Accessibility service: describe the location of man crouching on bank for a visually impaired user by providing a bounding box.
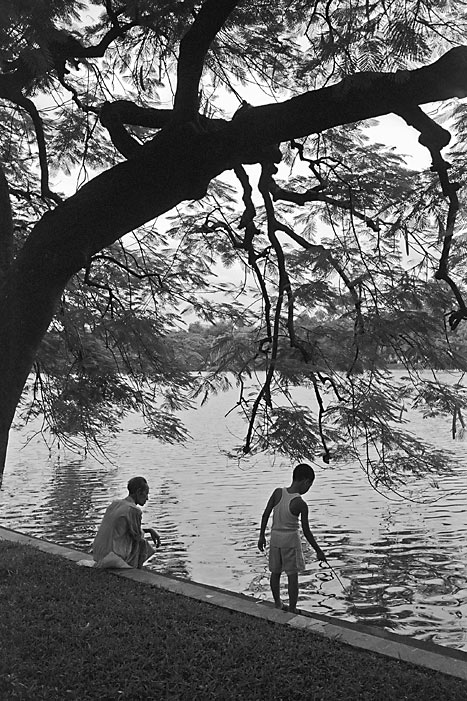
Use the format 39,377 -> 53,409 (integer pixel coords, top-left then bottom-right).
93,476 -> 161,569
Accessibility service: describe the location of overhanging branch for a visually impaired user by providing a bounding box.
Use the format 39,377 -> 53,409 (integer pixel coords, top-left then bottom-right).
14,96 -> 62,205
396,104 -> 465,330
100,101 -> 174,130
16,47 -> 467,284
99,100 -> 228,158
5,46 -> 467,398
173,0 -> 239,122
222,47 -> 467,157
397,104 -> 451,170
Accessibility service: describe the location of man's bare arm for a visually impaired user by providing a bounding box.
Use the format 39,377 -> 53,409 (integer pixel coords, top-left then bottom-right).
143,527 -> 161,547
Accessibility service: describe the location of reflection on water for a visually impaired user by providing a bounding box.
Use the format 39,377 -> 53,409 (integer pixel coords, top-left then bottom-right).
42,461 -> 106,549
1,374 -> 467,651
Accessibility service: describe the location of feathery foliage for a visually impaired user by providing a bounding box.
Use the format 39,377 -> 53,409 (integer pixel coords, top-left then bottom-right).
1,0 -> 467,483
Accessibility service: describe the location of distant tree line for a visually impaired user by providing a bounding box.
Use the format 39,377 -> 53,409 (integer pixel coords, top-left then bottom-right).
169,314 -> 467,374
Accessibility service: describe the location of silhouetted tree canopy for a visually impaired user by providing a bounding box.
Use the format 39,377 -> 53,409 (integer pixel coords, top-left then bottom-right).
2,0 -> 467,483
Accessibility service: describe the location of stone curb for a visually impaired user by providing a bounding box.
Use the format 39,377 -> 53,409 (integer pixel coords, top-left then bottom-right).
1,526 -> 467,681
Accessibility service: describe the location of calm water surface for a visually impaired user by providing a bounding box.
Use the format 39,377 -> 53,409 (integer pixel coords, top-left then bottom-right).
2,374 -> 467,651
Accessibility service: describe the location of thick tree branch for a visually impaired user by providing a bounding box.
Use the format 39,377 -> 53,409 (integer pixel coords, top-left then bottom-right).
104,47 -> 467,165
14,96 -> 62,204
397,104 -> 451,170
100,101 -> 174,130
99,100 -> 227,158
100,102 -> 143,158
9,47 -> 467,281
221,47 -> 467,156
99,100 -> 184,158
173,0 -> 239,122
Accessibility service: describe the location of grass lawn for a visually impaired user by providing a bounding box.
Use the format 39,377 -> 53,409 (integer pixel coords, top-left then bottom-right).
1,541 -> 466,700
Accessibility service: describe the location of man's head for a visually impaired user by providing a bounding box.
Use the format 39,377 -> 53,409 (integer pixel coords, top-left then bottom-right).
292,463 -> 315,494
127,476 -> 149,505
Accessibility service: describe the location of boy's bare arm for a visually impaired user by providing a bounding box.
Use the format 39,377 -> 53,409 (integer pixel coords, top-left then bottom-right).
300,502 -> 326,561
258,488 -> 281,551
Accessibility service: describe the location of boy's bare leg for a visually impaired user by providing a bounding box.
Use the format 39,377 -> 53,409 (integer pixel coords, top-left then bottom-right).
287,573 -> 299,613
270,572 -> 283,608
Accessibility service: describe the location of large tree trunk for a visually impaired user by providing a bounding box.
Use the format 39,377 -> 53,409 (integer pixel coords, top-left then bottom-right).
2,47 -> 467,474
0,122 -> 227,474
0,265 -> 64,475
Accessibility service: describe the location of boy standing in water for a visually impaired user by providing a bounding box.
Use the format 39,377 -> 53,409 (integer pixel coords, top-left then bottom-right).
258,463 -> 325,613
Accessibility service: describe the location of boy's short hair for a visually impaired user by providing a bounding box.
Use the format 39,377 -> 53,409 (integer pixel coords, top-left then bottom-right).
127,476 -> 148,495
293,463 -> 315,482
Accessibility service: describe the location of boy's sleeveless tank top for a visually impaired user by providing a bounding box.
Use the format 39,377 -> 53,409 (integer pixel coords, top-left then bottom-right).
270,488 -> 302,548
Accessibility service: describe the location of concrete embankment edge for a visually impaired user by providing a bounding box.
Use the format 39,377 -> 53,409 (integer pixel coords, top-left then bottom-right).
1,526 -> 466,681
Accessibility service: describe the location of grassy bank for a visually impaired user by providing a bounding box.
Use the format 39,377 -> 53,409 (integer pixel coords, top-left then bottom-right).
1,542 -> 466,700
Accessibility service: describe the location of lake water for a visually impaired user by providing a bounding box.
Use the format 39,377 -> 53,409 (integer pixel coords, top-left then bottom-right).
1,373 -> 467,651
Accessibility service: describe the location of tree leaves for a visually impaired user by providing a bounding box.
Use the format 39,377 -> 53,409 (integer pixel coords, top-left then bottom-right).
2,0 -> 467,485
